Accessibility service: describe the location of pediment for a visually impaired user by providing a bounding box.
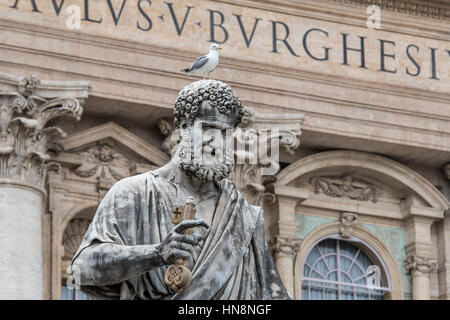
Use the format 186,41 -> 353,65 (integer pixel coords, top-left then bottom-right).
51,122 -> 170,199
60,122 -> 169,166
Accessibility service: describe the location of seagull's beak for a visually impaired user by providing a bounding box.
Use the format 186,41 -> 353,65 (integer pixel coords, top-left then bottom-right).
218,47 -> 223,51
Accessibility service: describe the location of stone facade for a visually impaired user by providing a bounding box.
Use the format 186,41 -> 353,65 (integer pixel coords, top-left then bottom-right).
0,0 -> 448,300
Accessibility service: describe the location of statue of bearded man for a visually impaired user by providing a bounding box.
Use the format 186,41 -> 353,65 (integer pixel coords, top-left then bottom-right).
71,80 -> 290,300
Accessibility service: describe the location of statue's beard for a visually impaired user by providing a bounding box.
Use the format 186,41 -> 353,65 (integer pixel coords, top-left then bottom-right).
178,139 -> 234,182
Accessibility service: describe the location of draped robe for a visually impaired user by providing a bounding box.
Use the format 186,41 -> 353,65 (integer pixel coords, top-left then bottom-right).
72,170 -> 290,300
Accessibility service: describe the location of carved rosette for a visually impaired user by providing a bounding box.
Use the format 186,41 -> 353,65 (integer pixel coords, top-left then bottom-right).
404,255 -> 437,277
340,212 -> 358,238
269,236 -> 302,258
0,76 -> 83,190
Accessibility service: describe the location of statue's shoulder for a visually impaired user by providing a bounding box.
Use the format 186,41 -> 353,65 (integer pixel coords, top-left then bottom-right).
107,171 -> 155,197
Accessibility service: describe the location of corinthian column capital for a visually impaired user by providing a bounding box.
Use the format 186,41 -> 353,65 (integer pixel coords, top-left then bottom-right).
269,236 -> 302,257
404,255 -> 437,277
0,73 -> 91,191
230,107 -> 305,205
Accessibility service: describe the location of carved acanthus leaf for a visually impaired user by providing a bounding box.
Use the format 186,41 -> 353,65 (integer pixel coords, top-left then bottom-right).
404,255 -> 437,276
310,175 -> 377,202
0,76 -> 84,189
269,236 -> 302,257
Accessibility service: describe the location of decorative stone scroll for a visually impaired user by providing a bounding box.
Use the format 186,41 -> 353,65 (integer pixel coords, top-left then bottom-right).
404,255 -> 437,276
309,174 -> 377,203
0,74 -> 86,190
340,212 -> 358,238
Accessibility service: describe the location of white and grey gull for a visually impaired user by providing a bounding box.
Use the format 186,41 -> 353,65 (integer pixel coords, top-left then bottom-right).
181,44 -> 222,79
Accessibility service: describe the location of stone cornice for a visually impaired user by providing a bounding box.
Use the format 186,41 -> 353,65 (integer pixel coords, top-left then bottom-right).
329,0 -> 450,21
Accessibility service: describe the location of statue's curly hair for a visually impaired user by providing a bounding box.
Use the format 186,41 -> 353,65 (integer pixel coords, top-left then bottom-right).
174,80 -> 244,128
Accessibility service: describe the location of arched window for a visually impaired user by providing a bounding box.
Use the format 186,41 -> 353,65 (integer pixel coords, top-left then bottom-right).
302,238 -> 390,300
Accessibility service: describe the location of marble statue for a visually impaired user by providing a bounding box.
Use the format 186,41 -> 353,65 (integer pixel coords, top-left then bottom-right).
71,80 -> 290,300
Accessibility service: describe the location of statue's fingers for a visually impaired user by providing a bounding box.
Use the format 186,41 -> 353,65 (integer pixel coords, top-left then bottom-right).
175,219 -> 209,233
171,249 -> 191,261
192,233 -> 204,242
173,242 -> 195,254
173,234 -> 203,245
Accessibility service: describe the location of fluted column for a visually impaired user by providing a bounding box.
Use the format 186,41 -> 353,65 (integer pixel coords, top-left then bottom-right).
0,74 -> 90,299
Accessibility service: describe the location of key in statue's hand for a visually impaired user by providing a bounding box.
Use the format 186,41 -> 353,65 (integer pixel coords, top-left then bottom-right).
157,219 -> 208,265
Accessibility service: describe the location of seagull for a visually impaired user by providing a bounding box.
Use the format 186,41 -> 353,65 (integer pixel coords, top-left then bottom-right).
181,44 -> 222,79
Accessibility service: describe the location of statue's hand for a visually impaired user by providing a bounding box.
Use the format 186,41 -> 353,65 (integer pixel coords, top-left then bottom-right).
157,219 -> 209,265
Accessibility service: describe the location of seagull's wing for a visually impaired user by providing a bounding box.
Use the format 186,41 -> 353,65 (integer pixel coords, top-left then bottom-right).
191,55 -> 209,69
182,55 -> 209,73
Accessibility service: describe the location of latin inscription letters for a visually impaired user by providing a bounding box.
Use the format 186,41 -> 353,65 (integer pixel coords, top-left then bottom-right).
342,33 -> 367,69
303,28 -> 330,61
137,0 -> 152,31
379,39 -> 397,74
107,0 -> 127,26
83,0 -> 103,24
406,44 -> 421,77
6,0 -> 449,82
208,9 -> 229,44
233,14 -> 261,48
271,20 -> 299,57
166,2 -> 194,37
